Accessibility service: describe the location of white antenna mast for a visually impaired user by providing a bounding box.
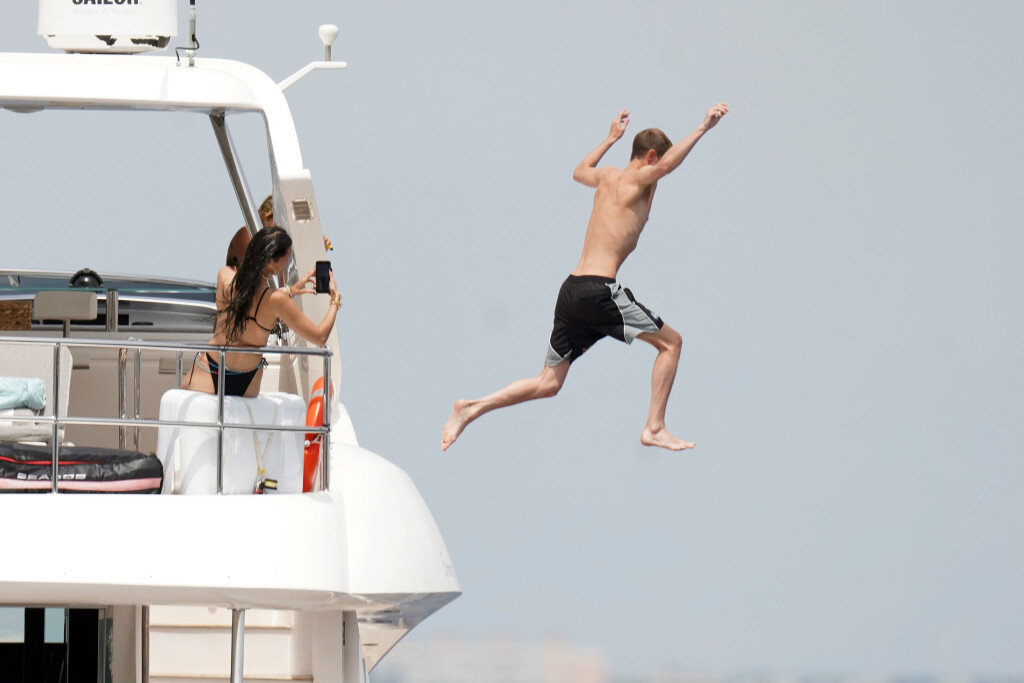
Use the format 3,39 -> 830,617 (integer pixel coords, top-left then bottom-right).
278,24 -> 347,92
175,0 -> 199,67
319,24 -> 339,61
187,0 -> 198,66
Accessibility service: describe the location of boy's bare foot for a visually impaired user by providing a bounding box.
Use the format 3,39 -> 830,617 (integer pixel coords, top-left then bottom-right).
641,426 -> 695,451
441,399 -> 474,451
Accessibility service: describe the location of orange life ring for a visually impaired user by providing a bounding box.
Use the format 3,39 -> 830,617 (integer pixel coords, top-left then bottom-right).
303,376 -> 333,492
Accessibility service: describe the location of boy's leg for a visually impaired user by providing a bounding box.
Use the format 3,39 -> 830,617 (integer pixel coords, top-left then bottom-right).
441,360 -> 571,451
636,324 -> 694,451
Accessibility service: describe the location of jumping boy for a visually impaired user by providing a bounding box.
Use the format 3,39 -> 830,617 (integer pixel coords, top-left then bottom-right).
442,103 -> 729,451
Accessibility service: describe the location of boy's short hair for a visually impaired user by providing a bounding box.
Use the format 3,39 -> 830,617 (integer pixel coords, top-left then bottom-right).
631,128 -> 672,160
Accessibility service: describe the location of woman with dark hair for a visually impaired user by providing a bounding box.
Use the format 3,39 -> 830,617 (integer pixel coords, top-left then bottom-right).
181,226 -> 340,398
221,196 -> 330,299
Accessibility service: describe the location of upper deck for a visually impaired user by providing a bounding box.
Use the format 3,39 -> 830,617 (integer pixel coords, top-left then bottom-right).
1,47 -> 344,394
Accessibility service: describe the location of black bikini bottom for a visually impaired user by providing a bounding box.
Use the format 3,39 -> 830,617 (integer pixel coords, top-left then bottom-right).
202,352 -> 267,396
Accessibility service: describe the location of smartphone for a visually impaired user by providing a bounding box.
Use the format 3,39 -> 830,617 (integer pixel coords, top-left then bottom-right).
315,261 -> 331,294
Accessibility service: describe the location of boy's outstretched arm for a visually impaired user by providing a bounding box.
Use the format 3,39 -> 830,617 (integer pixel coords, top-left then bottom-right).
635,103 -> 729,186
572,108 -> 630,187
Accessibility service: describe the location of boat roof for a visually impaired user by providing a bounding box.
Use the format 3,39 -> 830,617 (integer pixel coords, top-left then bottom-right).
0,52 -> 306,176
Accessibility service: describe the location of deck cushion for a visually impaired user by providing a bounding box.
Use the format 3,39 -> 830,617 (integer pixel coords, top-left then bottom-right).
156,389 -> 305,495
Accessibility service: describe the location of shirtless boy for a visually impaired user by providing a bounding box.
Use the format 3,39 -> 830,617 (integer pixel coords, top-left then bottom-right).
442,103 -> 729,451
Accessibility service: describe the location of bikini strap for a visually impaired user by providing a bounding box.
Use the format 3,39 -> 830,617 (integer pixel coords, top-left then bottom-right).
245,287 -> 277,333
251,287 -> 271,319
184,351 -> 200,387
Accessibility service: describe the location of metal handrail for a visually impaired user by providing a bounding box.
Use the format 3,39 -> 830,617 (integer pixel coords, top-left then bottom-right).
0,335 -> 333,494
0,336 -> 330,355
0,415 -> 330,433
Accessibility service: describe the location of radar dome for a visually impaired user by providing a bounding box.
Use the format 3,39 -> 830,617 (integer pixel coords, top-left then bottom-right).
38,0 -> 178,54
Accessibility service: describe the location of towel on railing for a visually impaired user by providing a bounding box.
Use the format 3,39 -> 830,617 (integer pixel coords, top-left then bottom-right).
0,377 -> 46,411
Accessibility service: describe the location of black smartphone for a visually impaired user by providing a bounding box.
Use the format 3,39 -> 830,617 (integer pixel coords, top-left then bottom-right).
315,261 -> 331,294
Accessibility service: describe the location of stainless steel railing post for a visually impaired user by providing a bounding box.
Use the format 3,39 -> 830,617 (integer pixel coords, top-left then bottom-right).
133,348 -> 142,449
51,342 -> 61,493
175,350 -> 183,387
105,289 -> 119,332
322,352 -> 331,492
217,348 -> 226,495
118,347 -> 127,449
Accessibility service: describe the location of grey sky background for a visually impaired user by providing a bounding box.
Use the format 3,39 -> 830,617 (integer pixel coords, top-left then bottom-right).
2,0 -> 1022,676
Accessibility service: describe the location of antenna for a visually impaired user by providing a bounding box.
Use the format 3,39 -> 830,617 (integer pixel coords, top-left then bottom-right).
277,23 -> 348,92
175,0 -> 200,67
319,24 -> 339,62
187,0 -> 198,66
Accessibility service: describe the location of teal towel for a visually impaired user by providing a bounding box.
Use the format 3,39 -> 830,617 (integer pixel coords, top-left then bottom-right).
0,377 -> 46,411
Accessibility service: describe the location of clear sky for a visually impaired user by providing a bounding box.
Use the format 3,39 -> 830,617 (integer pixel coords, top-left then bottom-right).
2,0 -> 1022,677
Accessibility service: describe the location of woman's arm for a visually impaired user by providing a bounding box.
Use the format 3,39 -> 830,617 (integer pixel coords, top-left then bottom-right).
272,271 -> 340,346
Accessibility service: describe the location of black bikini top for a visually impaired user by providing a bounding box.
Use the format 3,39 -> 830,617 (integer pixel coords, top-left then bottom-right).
247,288 -> 276,333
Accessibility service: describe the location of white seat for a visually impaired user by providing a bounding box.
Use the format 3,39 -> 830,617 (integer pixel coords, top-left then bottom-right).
156,389 -> 306,495
33,290 -> 98,337
32,290 -> 98,322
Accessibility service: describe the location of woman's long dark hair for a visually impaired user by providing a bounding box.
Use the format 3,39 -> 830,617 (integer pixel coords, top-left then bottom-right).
222,226 -> 292,343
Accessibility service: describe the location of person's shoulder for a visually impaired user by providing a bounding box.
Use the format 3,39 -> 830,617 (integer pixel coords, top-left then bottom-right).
216,265 -> 236,283
596,166 -> 624,185
614,165 -> 645,187
266,288 -> 293,307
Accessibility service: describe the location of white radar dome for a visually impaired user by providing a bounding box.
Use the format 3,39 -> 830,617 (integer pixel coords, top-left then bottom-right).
38,0 -> 178,54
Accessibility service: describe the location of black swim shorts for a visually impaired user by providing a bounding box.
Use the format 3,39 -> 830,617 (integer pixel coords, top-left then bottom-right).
544,274 -> 664,366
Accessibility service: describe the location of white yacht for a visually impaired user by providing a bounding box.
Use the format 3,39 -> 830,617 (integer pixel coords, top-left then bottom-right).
0,1 -> 460,681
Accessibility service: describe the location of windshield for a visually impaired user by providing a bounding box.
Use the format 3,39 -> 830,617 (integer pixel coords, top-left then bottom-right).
0,108 -> 273,284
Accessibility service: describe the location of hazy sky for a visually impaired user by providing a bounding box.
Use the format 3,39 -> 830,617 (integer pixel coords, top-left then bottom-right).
2,0 -> 1022,677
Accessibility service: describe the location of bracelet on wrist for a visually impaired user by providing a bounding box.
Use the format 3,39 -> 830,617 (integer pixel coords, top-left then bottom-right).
283,285 -> 292,297
330,294 -> 342,307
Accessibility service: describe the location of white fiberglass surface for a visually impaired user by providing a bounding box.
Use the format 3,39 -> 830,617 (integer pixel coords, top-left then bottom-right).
0,107 -> 273,284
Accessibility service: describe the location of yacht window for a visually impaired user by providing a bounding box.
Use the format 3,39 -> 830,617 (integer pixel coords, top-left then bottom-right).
0,608 -> 24,643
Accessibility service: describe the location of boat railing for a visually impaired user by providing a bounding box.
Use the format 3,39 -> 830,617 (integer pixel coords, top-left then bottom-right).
0,335 -> 332,494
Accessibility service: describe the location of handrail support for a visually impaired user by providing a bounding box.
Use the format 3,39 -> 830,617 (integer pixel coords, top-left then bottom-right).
217,348 -> 226,494
50,342 -> 61,493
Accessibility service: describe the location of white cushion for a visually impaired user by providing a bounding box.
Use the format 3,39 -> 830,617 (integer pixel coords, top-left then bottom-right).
156,389 -> 306,495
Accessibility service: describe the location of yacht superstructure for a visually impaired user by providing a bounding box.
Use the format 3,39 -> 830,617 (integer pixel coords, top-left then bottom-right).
0,3 -> 459,681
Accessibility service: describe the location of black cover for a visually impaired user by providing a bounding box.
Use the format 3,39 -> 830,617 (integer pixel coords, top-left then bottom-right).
0,442 -> 163,493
